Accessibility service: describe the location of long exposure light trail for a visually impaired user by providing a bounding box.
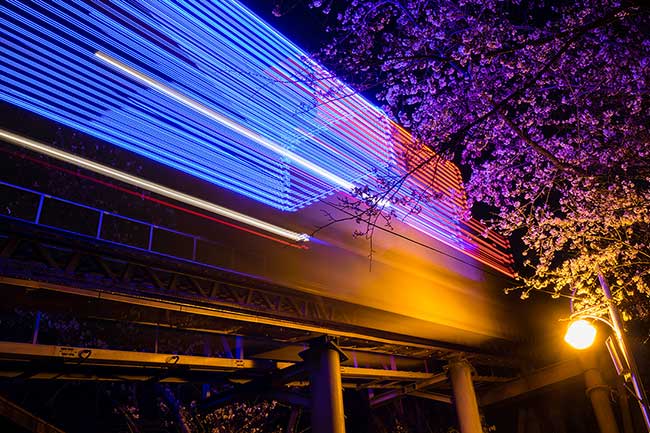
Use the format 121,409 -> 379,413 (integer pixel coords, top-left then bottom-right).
95,51 -> 355,192
0,147 -> 308,249
0,129 -> 310,243
0,0 -> 514,274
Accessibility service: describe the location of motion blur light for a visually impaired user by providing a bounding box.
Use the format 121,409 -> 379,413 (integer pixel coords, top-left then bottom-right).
0,129 -> 310,243
0,0 -> 515,275
94,52 -> 356,192
564,319 -> 597,350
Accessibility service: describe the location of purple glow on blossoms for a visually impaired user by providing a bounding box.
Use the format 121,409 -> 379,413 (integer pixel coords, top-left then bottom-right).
313,0 -> 650,307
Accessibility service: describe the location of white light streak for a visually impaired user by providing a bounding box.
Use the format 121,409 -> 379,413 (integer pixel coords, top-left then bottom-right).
0,128 -> 310,242
95,51 -> 355,191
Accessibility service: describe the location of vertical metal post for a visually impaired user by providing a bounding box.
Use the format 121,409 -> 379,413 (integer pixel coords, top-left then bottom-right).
34,195 -> 45,224
154,323 -> 159,354
220,336 -> 234,359
448,358 -> 482,433
235,336 -> 244,360
96,211 -> 104,239
300,336 -> 347,433
148,225 -> 154,251
202,337 -> 211,400
287,407 -> 302,433
31,311 -> 41,344
598,272 -> 650,432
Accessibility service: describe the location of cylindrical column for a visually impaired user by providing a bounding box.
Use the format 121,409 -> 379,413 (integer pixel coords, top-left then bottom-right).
585,367 -> 620,433
448,358 -> 482,433
300,336 -> 347,433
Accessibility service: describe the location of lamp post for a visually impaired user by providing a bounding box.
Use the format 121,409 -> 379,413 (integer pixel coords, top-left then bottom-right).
565,272 -> 650,432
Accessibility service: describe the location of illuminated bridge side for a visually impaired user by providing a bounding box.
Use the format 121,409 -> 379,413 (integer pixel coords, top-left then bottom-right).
0,0 -> 513,274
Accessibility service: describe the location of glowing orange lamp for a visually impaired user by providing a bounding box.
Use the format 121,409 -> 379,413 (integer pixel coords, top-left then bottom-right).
564,319 -> 597,350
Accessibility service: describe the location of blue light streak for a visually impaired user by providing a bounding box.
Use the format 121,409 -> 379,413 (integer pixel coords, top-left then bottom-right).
0,0 -> 514,273
1,0 -> 391,209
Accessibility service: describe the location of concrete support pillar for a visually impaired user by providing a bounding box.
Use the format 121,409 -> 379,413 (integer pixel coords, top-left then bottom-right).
300,336 -> 348,433
585,367 -> 620,433
448,358 -> 482,433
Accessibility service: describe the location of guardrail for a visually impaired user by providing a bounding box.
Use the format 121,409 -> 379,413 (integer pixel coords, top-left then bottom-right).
0,180 -> 233,268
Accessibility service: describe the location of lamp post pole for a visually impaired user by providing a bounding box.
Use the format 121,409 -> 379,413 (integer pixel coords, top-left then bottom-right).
597,272 -> 650,432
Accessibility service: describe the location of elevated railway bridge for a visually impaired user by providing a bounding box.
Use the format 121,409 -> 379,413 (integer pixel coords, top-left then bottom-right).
0,1 -> 612,432
0,179 -> 583,431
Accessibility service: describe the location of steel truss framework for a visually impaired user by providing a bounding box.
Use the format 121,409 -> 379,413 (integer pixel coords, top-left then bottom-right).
0,341 -> 438,391
0,223 -> 342,326
0,176 -> 501,347
0,341 -> 584,409
0,217 -> 592,415
0,216 -> 520,361
0,176 -> 523,414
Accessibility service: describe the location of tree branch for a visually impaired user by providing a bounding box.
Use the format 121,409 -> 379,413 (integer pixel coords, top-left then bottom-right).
495,108 -> 587,176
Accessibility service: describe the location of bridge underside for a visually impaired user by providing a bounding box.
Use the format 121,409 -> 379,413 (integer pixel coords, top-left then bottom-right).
0,164 -> 595,433
0,217 -> 519,368
0,216 -> 536,409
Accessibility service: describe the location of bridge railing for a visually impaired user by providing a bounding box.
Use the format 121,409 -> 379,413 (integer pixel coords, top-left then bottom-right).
0,180 -> 246,271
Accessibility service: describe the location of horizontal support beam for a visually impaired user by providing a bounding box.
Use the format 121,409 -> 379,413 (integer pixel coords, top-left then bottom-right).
479,359 -> 584,406
265,391 -> 311,408
0,276 -> 454,353
0,394 -> 66,433
287,381 -> 407,389
369,373 -> 448,407
410,391 -> 453,404
0,342 -> 438,385
0,372 -> 193,382
340,366 -> 435,381
0,341 -> 273,371
0,225 -> 521,368
369,389 -> 405,408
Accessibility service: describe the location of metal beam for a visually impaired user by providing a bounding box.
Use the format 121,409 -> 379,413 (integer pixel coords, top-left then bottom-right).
479,359 -> 584,406
0,394 -> 66,433
0,342 -> 440,385
0,220 -> 525,370
265,391 -> 310,408
410,391 -> 453,404
369,373 -> 448,407
0,341 -> 272,371
0,276 -> 454,354
199,362 -> 309,410
340,366 -> 435,381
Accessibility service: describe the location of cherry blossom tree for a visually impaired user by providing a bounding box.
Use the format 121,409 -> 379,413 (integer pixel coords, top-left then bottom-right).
295,0 -> 650,320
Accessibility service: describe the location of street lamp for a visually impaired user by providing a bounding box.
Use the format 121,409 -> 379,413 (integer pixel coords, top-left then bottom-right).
565,272 -> 650,432
564,319 -> 598,350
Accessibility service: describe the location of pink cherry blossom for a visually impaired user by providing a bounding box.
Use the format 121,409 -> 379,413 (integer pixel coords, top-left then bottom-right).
306,0 -> 650,320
